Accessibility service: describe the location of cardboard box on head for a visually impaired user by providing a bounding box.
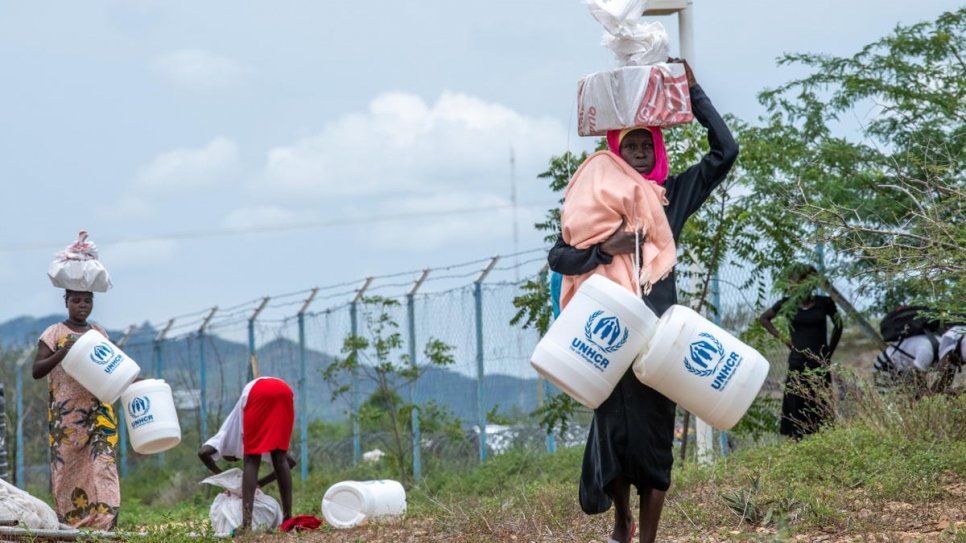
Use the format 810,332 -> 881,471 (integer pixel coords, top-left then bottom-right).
577,0 -> 694,135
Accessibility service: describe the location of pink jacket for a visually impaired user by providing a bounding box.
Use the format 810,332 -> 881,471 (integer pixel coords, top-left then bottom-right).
560,151 -> 676,309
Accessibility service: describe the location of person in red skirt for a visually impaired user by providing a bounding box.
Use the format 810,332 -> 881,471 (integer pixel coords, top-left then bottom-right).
198,376 -> 295,530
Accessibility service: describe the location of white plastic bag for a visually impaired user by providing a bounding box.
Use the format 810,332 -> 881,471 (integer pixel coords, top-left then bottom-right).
578,64 -> 692,135
579,1 -> 692,133
201,468 -> 283,536
47,231 -> 113,293
0,478 -> 61,530
586,0 -> 669,66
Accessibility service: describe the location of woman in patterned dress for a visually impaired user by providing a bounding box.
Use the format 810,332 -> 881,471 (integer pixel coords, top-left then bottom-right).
33,290 -> 120,530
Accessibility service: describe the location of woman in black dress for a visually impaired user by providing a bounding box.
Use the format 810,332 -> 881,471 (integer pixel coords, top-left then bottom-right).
548,60 -> 737,543
759,265 -> 843,439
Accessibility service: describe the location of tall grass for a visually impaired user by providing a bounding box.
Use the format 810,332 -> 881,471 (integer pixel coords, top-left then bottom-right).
99,384 -> 966,541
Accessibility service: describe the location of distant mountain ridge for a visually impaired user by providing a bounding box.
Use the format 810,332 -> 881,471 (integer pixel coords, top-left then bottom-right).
0,315 -> 64,347
0,315 -> 540,423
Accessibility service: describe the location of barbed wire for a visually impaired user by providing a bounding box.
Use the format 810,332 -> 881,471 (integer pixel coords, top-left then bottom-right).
120,247 -> 548,335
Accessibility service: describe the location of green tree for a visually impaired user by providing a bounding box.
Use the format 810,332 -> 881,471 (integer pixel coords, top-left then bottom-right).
322,296 -> 456,484
752,8 -> 965,317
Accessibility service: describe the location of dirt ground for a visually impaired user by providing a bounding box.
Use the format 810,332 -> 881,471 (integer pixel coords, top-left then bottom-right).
240,480 -> 966,542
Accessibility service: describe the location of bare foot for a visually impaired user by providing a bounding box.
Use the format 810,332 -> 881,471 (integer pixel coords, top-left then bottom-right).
610,516 -> 635,543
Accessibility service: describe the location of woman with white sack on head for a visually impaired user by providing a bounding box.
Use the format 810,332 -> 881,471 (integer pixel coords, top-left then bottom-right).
549,24 -> 739,539
32,231 -> 121,530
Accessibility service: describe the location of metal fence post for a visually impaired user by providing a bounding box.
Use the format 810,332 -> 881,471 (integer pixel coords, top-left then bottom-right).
350,278 -> 373,466
197,308 -> 217,448
0,384 -> 8,482
406,270 -> 430,482
538,266 -> 557,454
114,326 -> 136,478
13,348 -> 33,489
153,320 -> 174,469
247,298 -> 270,381
711,272 -> 729,456
14,349 -> 32,488
474,257 -> 499,463
297,289 -> 318,482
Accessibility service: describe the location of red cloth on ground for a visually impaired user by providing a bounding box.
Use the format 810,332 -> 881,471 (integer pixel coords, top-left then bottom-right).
280,515 -> 323,532
242,377 -> 294,454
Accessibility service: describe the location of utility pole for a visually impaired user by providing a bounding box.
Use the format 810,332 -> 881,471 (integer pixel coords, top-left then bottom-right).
510,147 -> 519,281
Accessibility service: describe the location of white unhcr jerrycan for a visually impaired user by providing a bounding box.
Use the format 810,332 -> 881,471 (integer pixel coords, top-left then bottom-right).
61,330 -> 141,405
321,480 -> 406,529
531,274 -> 659,409
633,305 -> 770,430
121,379 -> 182,454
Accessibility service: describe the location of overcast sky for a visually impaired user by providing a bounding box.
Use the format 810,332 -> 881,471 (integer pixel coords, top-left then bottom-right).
0,1 -> 954,330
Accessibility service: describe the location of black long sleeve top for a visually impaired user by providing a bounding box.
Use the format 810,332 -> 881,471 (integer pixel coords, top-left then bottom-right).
548,84 -> 738,316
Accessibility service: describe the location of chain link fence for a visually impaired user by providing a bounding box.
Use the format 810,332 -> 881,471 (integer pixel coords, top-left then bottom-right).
4,250 -> 870,490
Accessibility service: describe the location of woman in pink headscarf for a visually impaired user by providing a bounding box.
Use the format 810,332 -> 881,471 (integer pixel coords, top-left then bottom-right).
549,59 -> 738,543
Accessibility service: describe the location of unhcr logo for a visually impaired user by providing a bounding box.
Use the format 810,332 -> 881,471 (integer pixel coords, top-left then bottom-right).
683,332 -> 724,378
89,343 -> 115,366
568,310 -> 630,372
711,351 -> 744,391
128,396 -> 151,418
584,311 -> 629,353
128,396 -> 156,429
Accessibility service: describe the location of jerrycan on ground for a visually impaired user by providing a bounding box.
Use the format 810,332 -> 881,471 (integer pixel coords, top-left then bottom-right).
61,329 -> 141,405
633,305 -> 770,430
530,274 -> 658,409
321,480 -> 406,529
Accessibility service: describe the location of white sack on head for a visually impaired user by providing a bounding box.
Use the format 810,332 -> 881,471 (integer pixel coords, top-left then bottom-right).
47,230 -> 113,293
586,0 -> 669,66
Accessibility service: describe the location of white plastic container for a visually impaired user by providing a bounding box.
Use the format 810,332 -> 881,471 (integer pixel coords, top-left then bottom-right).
531,274 -> 659,409
321,480 -> 406,529
121,379 -> 182,454
61,330 -> 141,405
633,305 -> 770,430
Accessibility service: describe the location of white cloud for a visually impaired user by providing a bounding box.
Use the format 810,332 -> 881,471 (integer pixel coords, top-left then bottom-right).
221,206 -> 317,231
151,49 -> 251,91
259,91 -> 568,200
134,137 -> 239,194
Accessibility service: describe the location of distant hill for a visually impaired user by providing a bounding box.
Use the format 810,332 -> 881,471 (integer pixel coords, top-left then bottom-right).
0,315 -> 63,347
0,315 -> 539,424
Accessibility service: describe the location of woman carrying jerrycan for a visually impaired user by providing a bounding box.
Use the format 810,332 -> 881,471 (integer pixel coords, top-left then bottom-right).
33,232 -> 120,530
549,58 -> 738,542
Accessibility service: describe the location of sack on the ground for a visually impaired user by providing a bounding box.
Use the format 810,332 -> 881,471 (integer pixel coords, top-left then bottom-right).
0,478 -> 60,529
47,230 -> 113,293
201,468 -> 283,536
880,305 -> 940,342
